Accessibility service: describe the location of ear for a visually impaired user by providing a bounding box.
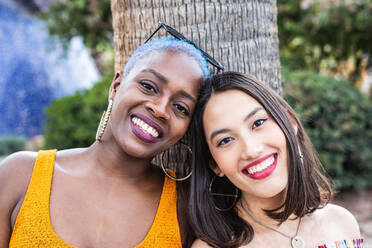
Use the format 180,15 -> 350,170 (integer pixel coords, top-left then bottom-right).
209,159 -> 224,177
287,110 -> 298,135
109,72 -> 122,100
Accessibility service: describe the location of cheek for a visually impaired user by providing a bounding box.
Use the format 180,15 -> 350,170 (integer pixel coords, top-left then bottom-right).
265,124 -> 288,150
170,119 -> 191,140
110,103 -> 124,127
209,148 -> 236,175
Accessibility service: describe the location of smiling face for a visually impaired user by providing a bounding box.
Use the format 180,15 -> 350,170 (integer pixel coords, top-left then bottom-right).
203,89 -> 290,201
108,49 -> 204,158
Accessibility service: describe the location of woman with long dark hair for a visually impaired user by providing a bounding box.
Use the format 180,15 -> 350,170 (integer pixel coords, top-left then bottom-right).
189,72 -> 363,248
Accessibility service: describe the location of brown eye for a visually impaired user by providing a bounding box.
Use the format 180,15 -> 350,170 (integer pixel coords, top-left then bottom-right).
173,103 -> 190,116
217,137 -> 233,147
252,118 -> 267,129
139,81 -> 157,93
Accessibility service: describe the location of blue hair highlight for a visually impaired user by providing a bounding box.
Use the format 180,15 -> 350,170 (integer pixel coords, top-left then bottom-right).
123,37 -> 210,79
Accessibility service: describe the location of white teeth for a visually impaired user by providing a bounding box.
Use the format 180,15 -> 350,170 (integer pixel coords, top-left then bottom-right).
131,117 -> 159,138
246,155 -> 275,174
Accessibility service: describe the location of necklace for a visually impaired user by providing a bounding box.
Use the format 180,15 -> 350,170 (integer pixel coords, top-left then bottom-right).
240,199 -> 305,248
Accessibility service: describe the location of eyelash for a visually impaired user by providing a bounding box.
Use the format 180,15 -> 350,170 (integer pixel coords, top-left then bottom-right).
217,137 -> 233,147
173,104 -> 190,116
139,81 -> 157,93
139,81 -> 190,116
216,118 -> 268,147
253,118 -> 268,128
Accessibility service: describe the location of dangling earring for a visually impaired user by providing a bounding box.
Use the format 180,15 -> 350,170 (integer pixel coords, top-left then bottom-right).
209,174 -> 239,211
161,142 -> 192,181
96,99 -> 113,142
298,146 -> 304,164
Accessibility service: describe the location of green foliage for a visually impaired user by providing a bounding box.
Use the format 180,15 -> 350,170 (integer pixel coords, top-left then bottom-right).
0,136 -> 26,156
278,0 -> 372,81
43,75 -> 112,149
282,67 -> 372,190
38,0 -> 112,54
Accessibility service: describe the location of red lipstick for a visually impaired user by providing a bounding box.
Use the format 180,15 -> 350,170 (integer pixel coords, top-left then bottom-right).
242,153 -> 278,180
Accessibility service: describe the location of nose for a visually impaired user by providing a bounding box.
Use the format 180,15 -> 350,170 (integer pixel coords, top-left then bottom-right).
145,98 -> 170,121
240,135 -> 264,161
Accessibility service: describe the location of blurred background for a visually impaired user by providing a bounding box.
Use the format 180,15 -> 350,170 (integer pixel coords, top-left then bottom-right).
0,0 -> 371,245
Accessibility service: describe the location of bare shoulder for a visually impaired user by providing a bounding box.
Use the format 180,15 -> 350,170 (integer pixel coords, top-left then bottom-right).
0,151 -> 38,188
0,151 -> 38,245
316,203 -> 361,237
191,239 -> 214,248
0,151 -> 38,201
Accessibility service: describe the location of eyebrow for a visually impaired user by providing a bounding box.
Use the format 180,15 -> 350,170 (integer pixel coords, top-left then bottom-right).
209,107 -> 264,141
141,69 -> 196,103
179,90 -> 197,103
141,69 -> 168,85
244,107 -> 263,122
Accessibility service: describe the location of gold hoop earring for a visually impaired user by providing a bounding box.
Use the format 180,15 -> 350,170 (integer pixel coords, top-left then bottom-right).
209,174 -> 239,211
160,142 -> 192,181
96,99 -> 113,142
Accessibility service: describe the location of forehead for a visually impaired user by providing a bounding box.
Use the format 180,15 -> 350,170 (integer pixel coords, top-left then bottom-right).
128,49 -> 203,79
203,89 -> 262,128
125,49 -> 203,90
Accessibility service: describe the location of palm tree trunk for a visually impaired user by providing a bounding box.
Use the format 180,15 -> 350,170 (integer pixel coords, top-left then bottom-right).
111,0 -> 281,94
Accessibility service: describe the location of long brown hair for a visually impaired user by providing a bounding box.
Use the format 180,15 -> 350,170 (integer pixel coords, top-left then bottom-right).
188,72 -> 333,247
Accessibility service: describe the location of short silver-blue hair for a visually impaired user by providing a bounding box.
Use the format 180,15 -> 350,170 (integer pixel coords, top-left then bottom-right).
123,37 -> 210,79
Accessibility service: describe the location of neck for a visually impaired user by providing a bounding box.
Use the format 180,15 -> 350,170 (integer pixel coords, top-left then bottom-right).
238,191 -> 286,226
238,192 -> 302,239
85,134 -> 156,182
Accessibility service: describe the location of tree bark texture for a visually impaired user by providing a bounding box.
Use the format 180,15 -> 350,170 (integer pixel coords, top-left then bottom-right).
111,0 -> 281,93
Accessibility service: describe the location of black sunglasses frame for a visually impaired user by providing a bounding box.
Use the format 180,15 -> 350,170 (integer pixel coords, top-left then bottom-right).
144,22 -> 224,72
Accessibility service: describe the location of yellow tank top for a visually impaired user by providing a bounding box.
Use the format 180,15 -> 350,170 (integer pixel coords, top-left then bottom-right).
9,150 -> 182,247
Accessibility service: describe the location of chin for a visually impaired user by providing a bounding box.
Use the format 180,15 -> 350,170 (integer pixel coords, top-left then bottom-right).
262,190 -> 286,199
118,141 -> 160,159
254,181 -> 288,199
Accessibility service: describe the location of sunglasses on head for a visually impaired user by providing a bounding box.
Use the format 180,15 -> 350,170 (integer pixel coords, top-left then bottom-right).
145,22 -> 224,72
